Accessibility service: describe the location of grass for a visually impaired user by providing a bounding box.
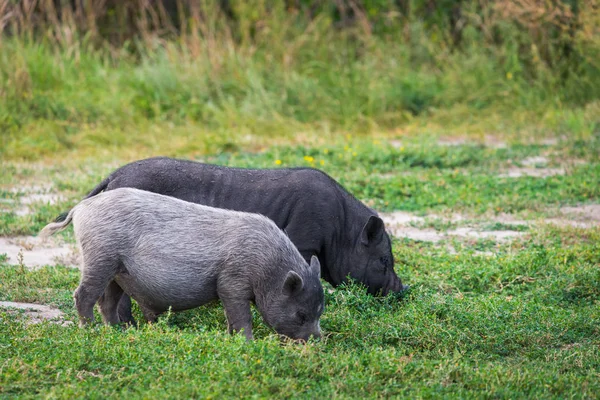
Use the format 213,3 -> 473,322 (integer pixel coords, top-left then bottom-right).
1,228 -> 599,397
2,135 -> 599,236
1,136 -> 600,398
1,5 -> 599,163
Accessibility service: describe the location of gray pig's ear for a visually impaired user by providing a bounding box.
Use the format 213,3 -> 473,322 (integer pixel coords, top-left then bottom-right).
283,271 -> 304,296
361,216 -> 385,246
310,255 -> 321,279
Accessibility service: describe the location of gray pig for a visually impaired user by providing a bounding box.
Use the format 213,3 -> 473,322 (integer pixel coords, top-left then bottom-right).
40,188 -> 324,341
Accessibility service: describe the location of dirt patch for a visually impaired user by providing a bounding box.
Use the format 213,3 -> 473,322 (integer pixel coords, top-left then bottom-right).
381,211 -> 526,243
543,204 -> 600,228
540,137 -> 561,146
499,155 -> 564,178
8,185 -> 65,216
380,212 -> 443,242
380,211 -> 424,225
436,135 -> 565,150
20,192 -> 64,206
495,206 -> 599,229
497,155 -> 588,178
543,218 -> 595,229
560,204 -> 600,223
382,205 -> 599,243
498,167 -> 565,178
0,199 -> 15,214
437,135 -> 509,149
437,137 -> 470,147
483,135 -> 508,149
521,156 -> 549,167
386,225 -> 524,243
390,227 -> 445,242
0,236 -> 79,268
490,213 -> 530,226
0,301 -> 72,326
447,227 -> 524,240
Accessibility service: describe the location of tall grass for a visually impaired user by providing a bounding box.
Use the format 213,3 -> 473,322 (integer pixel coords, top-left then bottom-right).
1,1 -> 599,161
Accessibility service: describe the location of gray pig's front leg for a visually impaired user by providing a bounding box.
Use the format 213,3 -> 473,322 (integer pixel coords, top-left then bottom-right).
221,298 -> 253,340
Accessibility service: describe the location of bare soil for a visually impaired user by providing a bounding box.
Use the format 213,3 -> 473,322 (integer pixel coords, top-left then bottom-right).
0,301 -> 72,326
381,204 -> 599,243
0,236 -> 79,268
9,185 -> 65,216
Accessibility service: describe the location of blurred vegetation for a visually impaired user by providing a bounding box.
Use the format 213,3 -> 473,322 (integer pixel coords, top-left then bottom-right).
0,0 -> 599,161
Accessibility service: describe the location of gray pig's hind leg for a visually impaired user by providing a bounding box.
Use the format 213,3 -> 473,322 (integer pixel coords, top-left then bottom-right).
74,259 -> 119,327
98,280 -> 124,325
117,294 -> 137,326
221,297 -> 254,340
74,280 -> 113,327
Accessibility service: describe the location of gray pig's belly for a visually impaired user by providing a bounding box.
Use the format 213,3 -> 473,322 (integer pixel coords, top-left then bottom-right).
114,272 -> 219,313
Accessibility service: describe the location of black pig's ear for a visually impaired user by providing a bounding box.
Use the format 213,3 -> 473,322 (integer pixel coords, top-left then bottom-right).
283,271 -> 304,296
360,216 -> 385,246
310,255 -> 321,279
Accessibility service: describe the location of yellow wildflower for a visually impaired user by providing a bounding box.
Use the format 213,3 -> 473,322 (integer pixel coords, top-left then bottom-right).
506,72 -> 513,80
304,155 -> 314,163
275,159 -> 282,165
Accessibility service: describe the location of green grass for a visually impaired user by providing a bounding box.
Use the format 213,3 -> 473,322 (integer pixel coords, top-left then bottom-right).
1,135 -> 599,398
1,11 -> 599,163
1,227 -> 599,398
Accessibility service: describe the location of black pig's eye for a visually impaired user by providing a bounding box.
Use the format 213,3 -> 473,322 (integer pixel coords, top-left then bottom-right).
297,312 -> 307,324
379,256 -> 390,270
